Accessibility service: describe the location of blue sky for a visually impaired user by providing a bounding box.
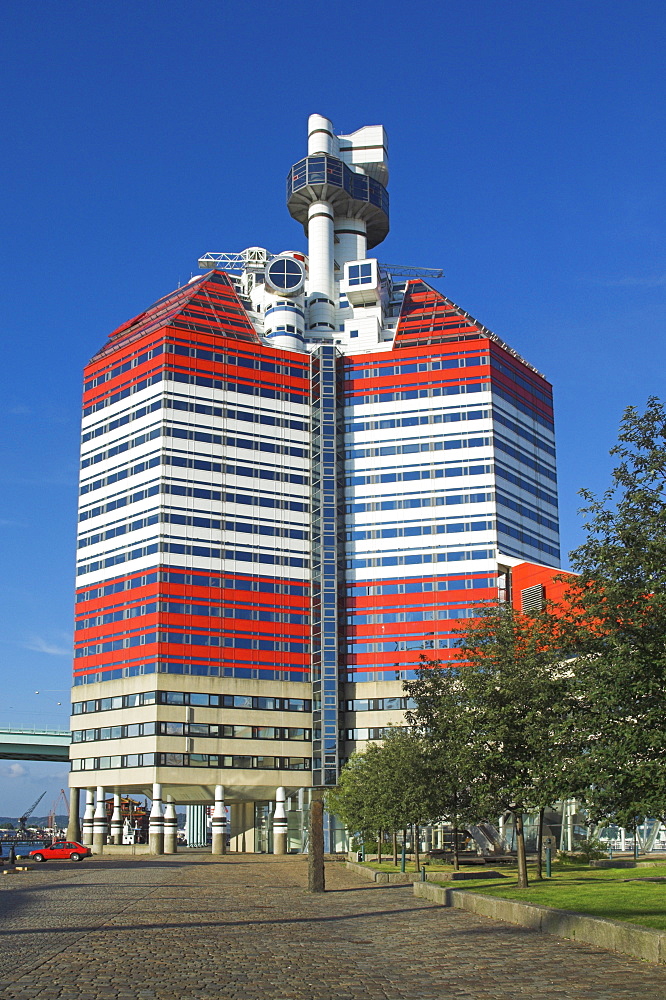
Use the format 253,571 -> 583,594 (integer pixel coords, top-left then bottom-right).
1,1 -> 664,816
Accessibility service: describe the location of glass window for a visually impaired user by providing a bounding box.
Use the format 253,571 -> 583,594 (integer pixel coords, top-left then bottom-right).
189,693 -> 209,706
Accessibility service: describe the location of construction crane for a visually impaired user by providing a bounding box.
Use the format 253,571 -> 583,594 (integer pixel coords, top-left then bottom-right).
198,251 -> 444,282
17,791 -> 46,832
47,789 -> 69,832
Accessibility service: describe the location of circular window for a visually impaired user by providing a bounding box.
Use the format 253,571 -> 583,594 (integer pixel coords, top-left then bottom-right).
265,256 -> 305,296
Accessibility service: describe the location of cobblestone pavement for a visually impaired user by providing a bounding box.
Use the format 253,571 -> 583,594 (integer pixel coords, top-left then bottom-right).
1,854 -> 665,999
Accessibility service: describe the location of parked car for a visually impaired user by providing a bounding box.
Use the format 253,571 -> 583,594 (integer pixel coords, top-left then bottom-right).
28,842 -> 91,862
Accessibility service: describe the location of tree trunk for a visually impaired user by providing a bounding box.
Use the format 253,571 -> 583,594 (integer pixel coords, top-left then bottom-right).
377,829 -> 382,864
414,823 -> 420,873
515,810 -> 529,888
452,791 -> 460,871
392,831 -> 398,867
535,807 -> 545,880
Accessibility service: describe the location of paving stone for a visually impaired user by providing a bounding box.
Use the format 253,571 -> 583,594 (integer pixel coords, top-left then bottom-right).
0,854 -> 665,998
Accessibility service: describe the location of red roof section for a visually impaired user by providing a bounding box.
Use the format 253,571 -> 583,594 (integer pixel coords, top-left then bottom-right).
90,270 -> 260,362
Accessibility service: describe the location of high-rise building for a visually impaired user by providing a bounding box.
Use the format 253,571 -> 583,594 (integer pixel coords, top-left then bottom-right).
69,115 -> 560,853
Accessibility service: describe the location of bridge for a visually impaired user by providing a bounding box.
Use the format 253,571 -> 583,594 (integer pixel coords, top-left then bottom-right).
0,728 -> 71,763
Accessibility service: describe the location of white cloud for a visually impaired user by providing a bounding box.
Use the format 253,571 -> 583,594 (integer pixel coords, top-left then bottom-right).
0,763 -> 28,779
23,635 -> 71,656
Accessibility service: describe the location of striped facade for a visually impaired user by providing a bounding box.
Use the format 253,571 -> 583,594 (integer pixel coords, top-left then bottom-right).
69,115 -> 561,852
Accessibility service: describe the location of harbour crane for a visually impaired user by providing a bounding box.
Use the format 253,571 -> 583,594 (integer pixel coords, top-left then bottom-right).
17,791 -> 46,832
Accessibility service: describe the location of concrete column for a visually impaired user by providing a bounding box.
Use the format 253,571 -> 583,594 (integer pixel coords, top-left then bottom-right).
66,786 -> 81,843
273,786 -> 287,855
307,201 -> 335,333
82,788 -> 95,845
163,796 -> 177,854
229,801 -> 254,853
149,782 -> 164,855
211,785 -> 227,855
92,786 -> 107,854
110,793 -> 123,844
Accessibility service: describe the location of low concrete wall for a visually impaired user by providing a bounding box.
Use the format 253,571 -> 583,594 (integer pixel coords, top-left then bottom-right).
345,861 -> 446,884
413,881 -> 666,965
95,844 -> 152,856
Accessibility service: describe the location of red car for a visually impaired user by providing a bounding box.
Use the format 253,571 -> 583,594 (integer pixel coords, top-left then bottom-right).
28,841 -> 91,862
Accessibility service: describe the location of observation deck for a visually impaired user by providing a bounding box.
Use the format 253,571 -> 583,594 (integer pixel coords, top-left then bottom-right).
287,154 -> 389,249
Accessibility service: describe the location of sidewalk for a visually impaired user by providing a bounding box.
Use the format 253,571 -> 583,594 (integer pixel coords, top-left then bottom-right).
1,854 -> 664,999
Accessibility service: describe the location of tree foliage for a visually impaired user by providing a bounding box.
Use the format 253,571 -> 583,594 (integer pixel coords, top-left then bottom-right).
326,728 -> 436,841
565,397 -> 666,823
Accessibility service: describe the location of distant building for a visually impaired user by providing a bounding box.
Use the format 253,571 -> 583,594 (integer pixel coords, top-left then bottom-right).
69,115 -> 560,853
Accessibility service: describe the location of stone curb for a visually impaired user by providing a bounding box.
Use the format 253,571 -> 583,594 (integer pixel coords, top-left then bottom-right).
345,860 -> 444,884
412,881 -> 666,965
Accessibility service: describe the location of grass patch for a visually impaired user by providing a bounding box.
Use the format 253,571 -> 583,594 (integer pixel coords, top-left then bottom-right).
427,862 -> 666,930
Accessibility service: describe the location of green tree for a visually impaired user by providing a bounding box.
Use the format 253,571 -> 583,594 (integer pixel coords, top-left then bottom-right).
327,728 -> 439,866
566,397 -> 666,825
404,656 -> 475,870
455,602 -> 576,887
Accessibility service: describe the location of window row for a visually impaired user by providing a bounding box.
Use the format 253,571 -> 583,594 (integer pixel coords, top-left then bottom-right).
79,453 -> 160,495
345,408 -> 488,433
72,723 -> 311,742
72,691 -> 312,715
76,604 -> 309,630
344,697 -> 415,712
348,464 -> 492,486
82,398 -> 162,443
165,342 -> 307,378
346,356 -> 488,380
75,633 -> 309,657
73,665 -> 310,686
349,549 -> 494,569
347,437 -> 489,459
71,753 -> 311,771
77,541 -> 310,578
166,369 -> 306,404
79,483 -> 160,522
347,382 -> 489,406
85,346 -> 164,390
350,491 -> 492,513
493,384 -> 553,431
166,425 -> 308,458
166,395 -> 308,431
349,606 -> 479,625
496,492 -> 559,534
494,436 -> 557,483
495,464 -> 558,508
84,372 -> 164,416
164,453 -> 308,485
348,635 -> 464,654
81,426 -> 161,469
76,571 -> 307,604
78,511 -> 308,550
349,577 -> 497,597
493,409 -> 556,458
350,521 -> 492,541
